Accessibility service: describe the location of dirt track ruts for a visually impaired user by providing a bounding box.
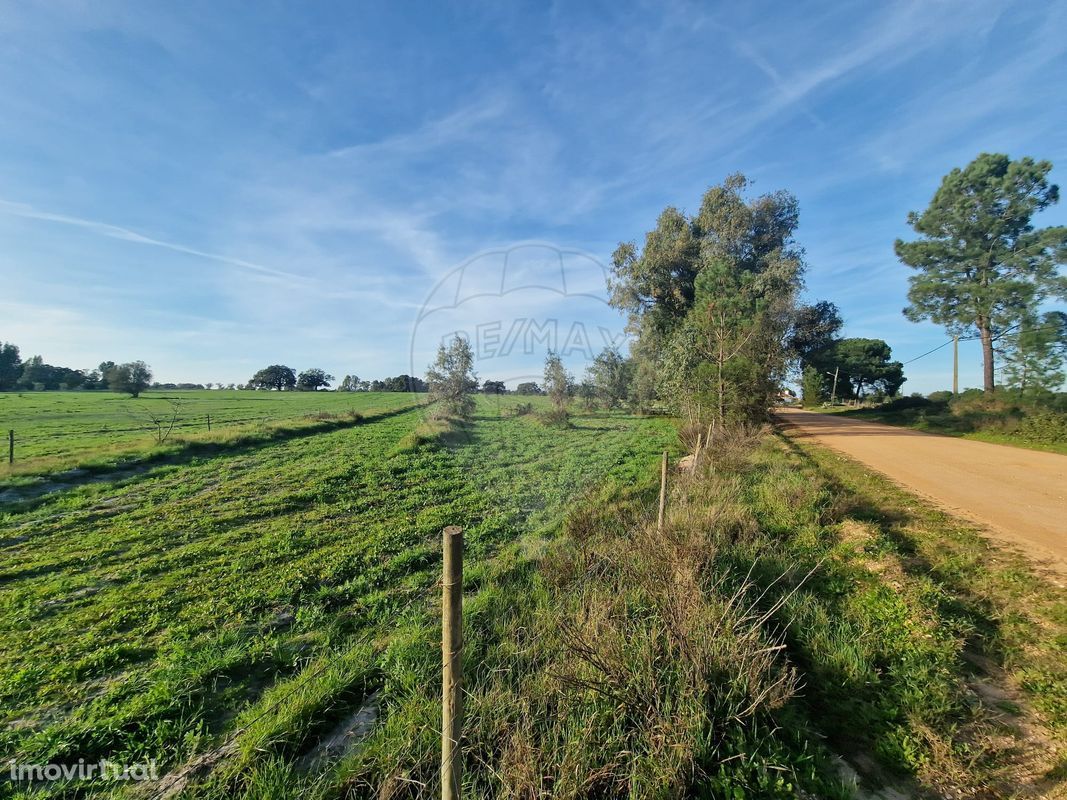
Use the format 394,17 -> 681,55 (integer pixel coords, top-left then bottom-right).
775,407 -> 1067,576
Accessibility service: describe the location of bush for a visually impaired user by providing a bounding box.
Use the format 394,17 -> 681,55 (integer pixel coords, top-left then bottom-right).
535,407 -> 571,428
880,396 -> 942,412
1016,408 -> 1067,444
510,402 -> 534,417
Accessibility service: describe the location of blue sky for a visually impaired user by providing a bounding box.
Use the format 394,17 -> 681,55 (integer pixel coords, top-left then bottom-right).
1,0 -> 1065,392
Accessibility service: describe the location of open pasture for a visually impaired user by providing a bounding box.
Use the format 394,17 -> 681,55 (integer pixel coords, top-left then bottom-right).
0,396 -> 676,797
0,390 -> 418,475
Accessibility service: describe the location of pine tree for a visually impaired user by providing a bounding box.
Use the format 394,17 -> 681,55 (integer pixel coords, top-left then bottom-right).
896,153 -> 1067,392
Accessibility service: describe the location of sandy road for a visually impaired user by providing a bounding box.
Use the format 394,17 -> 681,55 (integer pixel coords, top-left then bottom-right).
774,407 -> 1067,575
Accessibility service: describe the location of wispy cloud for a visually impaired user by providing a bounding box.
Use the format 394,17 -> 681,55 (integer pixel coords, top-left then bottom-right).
0,198 -> 311,286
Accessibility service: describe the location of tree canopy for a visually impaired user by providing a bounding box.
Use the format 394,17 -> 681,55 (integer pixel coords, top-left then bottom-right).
610,174 -> 804,427
426,336 -> 477,419
296,368 -> 335,391
248,365 -> 297,391
896,153 -> 1067,392
107,361 -> 153,397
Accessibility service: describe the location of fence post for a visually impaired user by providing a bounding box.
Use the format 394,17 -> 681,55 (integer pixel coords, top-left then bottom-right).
7,430 -> 12,465
206,414 -> 211,431
441,526 -> 464,800
657,450 -> 668,532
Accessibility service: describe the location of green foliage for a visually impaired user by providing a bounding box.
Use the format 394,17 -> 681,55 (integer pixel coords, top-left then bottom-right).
337,374 -> 363,392
0,341 -> 22,390
248,365 -> 297,391
295,368 -> 335,391
515,381 -> 541,395
611,174 -> 804,427
425,336 -> 476,420
813,338 -> 906,399
585,346 -> 631,409
896,153 -> 1067,391
1001,311 -> 1067,392
800,366 -> 826,406
840,388 -> 1067,452
542,350 -> 571,414
788,301 -> 843,363
105,360 -> 153,397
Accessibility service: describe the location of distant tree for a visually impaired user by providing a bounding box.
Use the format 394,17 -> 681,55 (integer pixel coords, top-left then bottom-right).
543,350 -> 571,413
0,342 -> 22,391
516,381 -> 541,395
248,365 -> 297,391
107,361 -> 153,397
481,380 -> 506,394
587,347 -> 631,409
426,336 -> 477,419
16,355 -> 46,390
823,338 -> 904,399
896,153 -> 1067,392
800,366 -> 826,407
296,368 -> 335,391
339,375 -> 361,391
788,301 -> 843,365
577,379 -> 598,411
1001,311 -> 1067,392
81,369 -> 103,390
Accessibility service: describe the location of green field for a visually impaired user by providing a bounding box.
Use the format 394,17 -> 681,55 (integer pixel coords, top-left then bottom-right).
2,392 -> 1063,798
0,390 -> 427,470
0,395 -> 677,798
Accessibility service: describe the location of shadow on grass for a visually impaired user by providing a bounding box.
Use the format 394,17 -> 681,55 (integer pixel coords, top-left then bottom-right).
0,403 -> 426,511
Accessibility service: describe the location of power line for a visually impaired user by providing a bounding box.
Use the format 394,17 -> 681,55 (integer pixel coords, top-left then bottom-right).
900,339 -> 953,365
901,321 -> 1065,365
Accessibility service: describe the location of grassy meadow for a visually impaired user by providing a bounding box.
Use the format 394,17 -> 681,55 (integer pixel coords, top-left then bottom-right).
1,391 -> 1063,798
0,390 -> 425,475
0,394 -> 678,798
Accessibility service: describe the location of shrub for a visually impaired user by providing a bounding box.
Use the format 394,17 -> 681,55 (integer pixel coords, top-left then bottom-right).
535,407 -> 571,428
1016,408 -> 1067,444
880,395 -> 940,412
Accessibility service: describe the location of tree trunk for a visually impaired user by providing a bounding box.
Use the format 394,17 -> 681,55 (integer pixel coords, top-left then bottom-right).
978,319 -> 995,392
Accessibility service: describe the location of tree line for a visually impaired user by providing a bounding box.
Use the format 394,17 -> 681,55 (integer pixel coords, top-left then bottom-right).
5,154 -> 1060,409
0,347 -> 154,396
426,153 -> 1065,429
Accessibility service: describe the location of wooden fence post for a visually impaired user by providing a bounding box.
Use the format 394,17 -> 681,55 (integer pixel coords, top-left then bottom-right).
7,430 -> 12,465
657,451 -> 668,532
441,526 -> 464,800
206,414 -> 211,431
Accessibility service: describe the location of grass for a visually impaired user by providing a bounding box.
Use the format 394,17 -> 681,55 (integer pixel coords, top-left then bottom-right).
2,391 -> 1063,798
0,396 -> 677,798
0,389 -> 420,475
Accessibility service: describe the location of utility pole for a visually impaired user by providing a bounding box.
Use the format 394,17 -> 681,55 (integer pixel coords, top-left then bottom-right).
829,367 -> 839,406
952,335 -> 959,395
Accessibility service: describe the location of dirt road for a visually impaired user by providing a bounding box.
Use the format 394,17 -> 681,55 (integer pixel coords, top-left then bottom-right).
775,407 -> 1067,574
